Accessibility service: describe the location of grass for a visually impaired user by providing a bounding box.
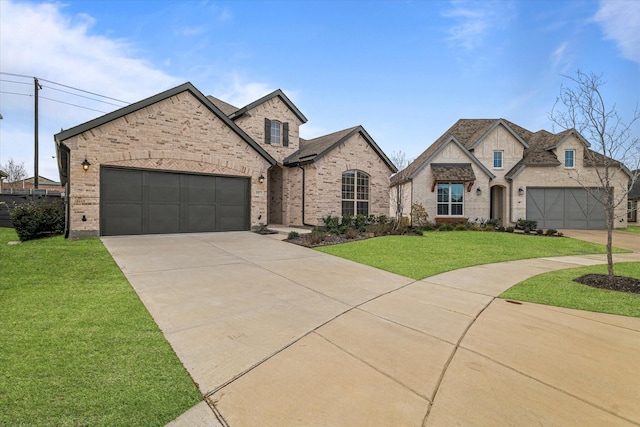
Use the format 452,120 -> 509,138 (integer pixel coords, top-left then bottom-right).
623,226 -> 640,233
501,263 -> 640,317
316,231 -> 626,280
0,228 -> 201,426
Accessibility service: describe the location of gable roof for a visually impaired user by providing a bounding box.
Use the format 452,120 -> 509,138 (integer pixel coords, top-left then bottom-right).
0,170 -> 7,179
226,89 -> 308,124
283,125 -> 397,172
391,119 -> 500,186
54,82 -> 278,184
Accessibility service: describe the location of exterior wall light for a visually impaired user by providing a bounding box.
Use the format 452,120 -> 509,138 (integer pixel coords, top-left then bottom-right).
476,187 -> 482,196
82,158 -> 91,172
258,174 -> 265,184
518,187 -> 524,196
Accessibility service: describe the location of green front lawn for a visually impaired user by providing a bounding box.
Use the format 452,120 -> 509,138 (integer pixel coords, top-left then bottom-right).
0,228 -> 201,426
317,231 -> 625,280
501,263 -> 640,317
623,226 -> 640,233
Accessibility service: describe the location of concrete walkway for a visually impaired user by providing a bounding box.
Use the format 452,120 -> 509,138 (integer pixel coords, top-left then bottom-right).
101,230 -> 640,427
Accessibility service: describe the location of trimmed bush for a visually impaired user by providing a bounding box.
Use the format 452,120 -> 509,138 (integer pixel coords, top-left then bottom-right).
10,200 -> 65,241
439,223 -> 454,231
287,231 -> 300,240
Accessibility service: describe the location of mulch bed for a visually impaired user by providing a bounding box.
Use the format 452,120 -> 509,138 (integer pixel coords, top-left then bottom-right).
574,274 -> 640,294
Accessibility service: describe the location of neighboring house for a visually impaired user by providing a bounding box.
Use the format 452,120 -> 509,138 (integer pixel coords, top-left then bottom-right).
0,170 -> 7,193
629,169 -> 639,223
1,176 -> 64,194
391,119 -> 630,230
55,82 -> 396,238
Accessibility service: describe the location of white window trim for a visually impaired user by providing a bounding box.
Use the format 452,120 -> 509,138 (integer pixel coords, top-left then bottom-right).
493,150 -> 504,169
564,149 -> 575,168
436,182 -> 465,217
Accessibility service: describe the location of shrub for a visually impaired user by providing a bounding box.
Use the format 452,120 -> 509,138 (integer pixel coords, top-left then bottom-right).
536,229 -> 544,235
545,228 -> 558,236
439,223 -> 454,231
377,215 -> 389,225
468,224 -> 483,231
322,216 -> 340,233
506,226 -> 514,233
410,203 -> 429,227
516,218 -> 538,230
498,226 -> 506,232
309,230 -> 325,245
354,214 -> 368,232
483,225 -> 495,232
454,223 -> 467,231
10,200 -> 65,241
345,228 -> 360,239
287,231 -> 299,240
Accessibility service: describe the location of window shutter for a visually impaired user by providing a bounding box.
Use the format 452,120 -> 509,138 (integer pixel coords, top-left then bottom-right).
283,122 -> 289,147
264,118 -> 271,144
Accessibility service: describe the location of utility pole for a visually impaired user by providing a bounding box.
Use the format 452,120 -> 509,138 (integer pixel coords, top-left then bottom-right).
34,77 -> 41,191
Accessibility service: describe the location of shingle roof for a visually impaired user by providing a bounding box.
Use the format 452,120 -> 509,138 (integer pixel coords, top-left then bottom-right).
206,96 -> 239,116
431,163 -> 476,181
284,125 -> 397,172
393,118 -> 625,186
228,89 -> 308,123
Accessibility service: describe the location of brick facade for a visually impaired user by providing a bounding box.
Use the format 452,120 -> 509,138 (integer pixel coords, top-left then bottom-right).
56,83 -> 396,236
61,91 -> 271,238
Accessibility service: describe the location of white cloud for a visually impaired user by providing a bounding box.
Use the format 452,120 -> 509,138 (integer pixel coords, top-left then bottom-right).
0,1 -> 268,179
593,0 -> 640,65
443,0 -> 514,50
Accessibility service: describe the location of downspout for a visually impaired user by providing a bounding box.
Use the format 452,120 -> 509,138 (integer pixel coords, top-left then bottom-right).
508,179 -> 514,224
297,163 -> 315,227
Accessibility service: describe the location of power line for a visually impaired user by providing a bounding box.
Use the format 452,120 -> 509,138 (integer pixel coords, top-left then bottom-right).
39,96 -> 109,114
41,85 -> 127,108
0,71 -> 132,105
38,77 -> 131,104
0,90 -> 32,97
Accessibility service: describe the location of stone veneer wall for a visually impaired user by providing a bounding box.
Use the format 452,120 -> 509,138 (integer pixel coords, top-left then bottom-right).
62,91 -> 272,238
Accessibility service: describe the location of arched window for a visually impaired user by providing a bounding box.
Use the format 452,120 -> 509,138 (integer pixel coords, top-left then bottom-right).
342,170 -> 369,216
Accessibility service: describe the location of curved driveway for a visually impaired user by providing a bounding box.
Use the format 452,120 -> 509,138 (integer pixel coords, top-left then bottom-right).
101,230 -> 640,427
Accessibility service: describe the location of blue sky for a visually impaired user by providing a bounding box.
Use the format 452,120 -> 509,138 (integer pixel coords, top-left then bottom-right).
0,0 -> 638,180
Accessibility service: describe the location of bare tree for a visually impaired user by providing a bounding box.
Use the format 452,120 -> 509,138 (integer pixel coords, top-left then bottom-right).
549,70 -> 640,285
2,158 -> 28,190
390,150 -> 411,171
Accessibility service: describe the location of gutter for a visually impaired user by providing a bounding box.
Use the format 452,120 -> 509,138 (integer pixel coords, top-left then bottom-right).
296,163 -> 315,227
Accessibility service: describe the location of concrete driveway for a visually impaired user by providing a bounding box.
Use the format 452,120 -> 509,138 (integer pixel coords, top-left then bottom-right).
102,230 -> 640,427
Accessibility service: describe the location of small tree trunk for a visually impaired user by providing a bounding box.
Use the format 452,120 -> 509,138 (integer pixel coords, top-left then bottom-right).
605,192 -> 615,287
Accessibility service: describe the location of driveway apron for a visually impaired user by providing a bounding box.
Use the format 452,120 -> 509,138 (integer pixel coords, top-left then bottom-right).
102,231 -> 640,427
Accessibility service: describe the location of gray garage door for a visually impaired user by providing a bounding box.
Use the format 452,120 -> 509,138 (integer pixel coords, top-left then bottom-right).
526,187 -> 606,229
100,167 -> 250,236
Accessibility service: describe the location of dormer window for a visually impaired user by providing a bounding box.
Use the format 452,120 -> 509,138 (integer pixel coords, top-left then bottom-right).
564,149 -> 575,168
264,118 -> 289,146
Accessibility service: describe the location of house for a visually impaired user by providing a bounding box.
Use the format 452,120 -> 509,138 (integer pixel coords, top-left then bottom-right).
629,169 -> 639,223
390,119 -> 631,230
1,176 -> 64,194
54,82 -> 396,238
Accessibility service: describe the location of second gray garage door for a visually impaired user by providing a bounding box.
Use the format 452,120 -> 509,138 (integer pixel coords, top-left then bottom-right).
526,187 -> 606,229
101,167 -> 250,236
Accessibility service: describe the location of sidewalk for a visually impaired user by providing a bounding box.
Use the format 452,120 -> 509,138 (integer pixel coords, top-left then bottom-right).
142,230 -> 640,427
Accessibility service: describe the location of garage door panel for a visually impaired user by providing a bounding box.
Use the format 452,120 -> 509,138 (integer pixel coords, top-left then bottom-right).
148,203 -> 181,234
526,188 -> 605,230
101,168 -> 143,202
148,172 -> 180,203
217,177 -> 247,204
102,203 -> 143,235
218,205 -> 248,231
101,167 -> 250,236
184,204 -> 217,232
183,174 -> 216,202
